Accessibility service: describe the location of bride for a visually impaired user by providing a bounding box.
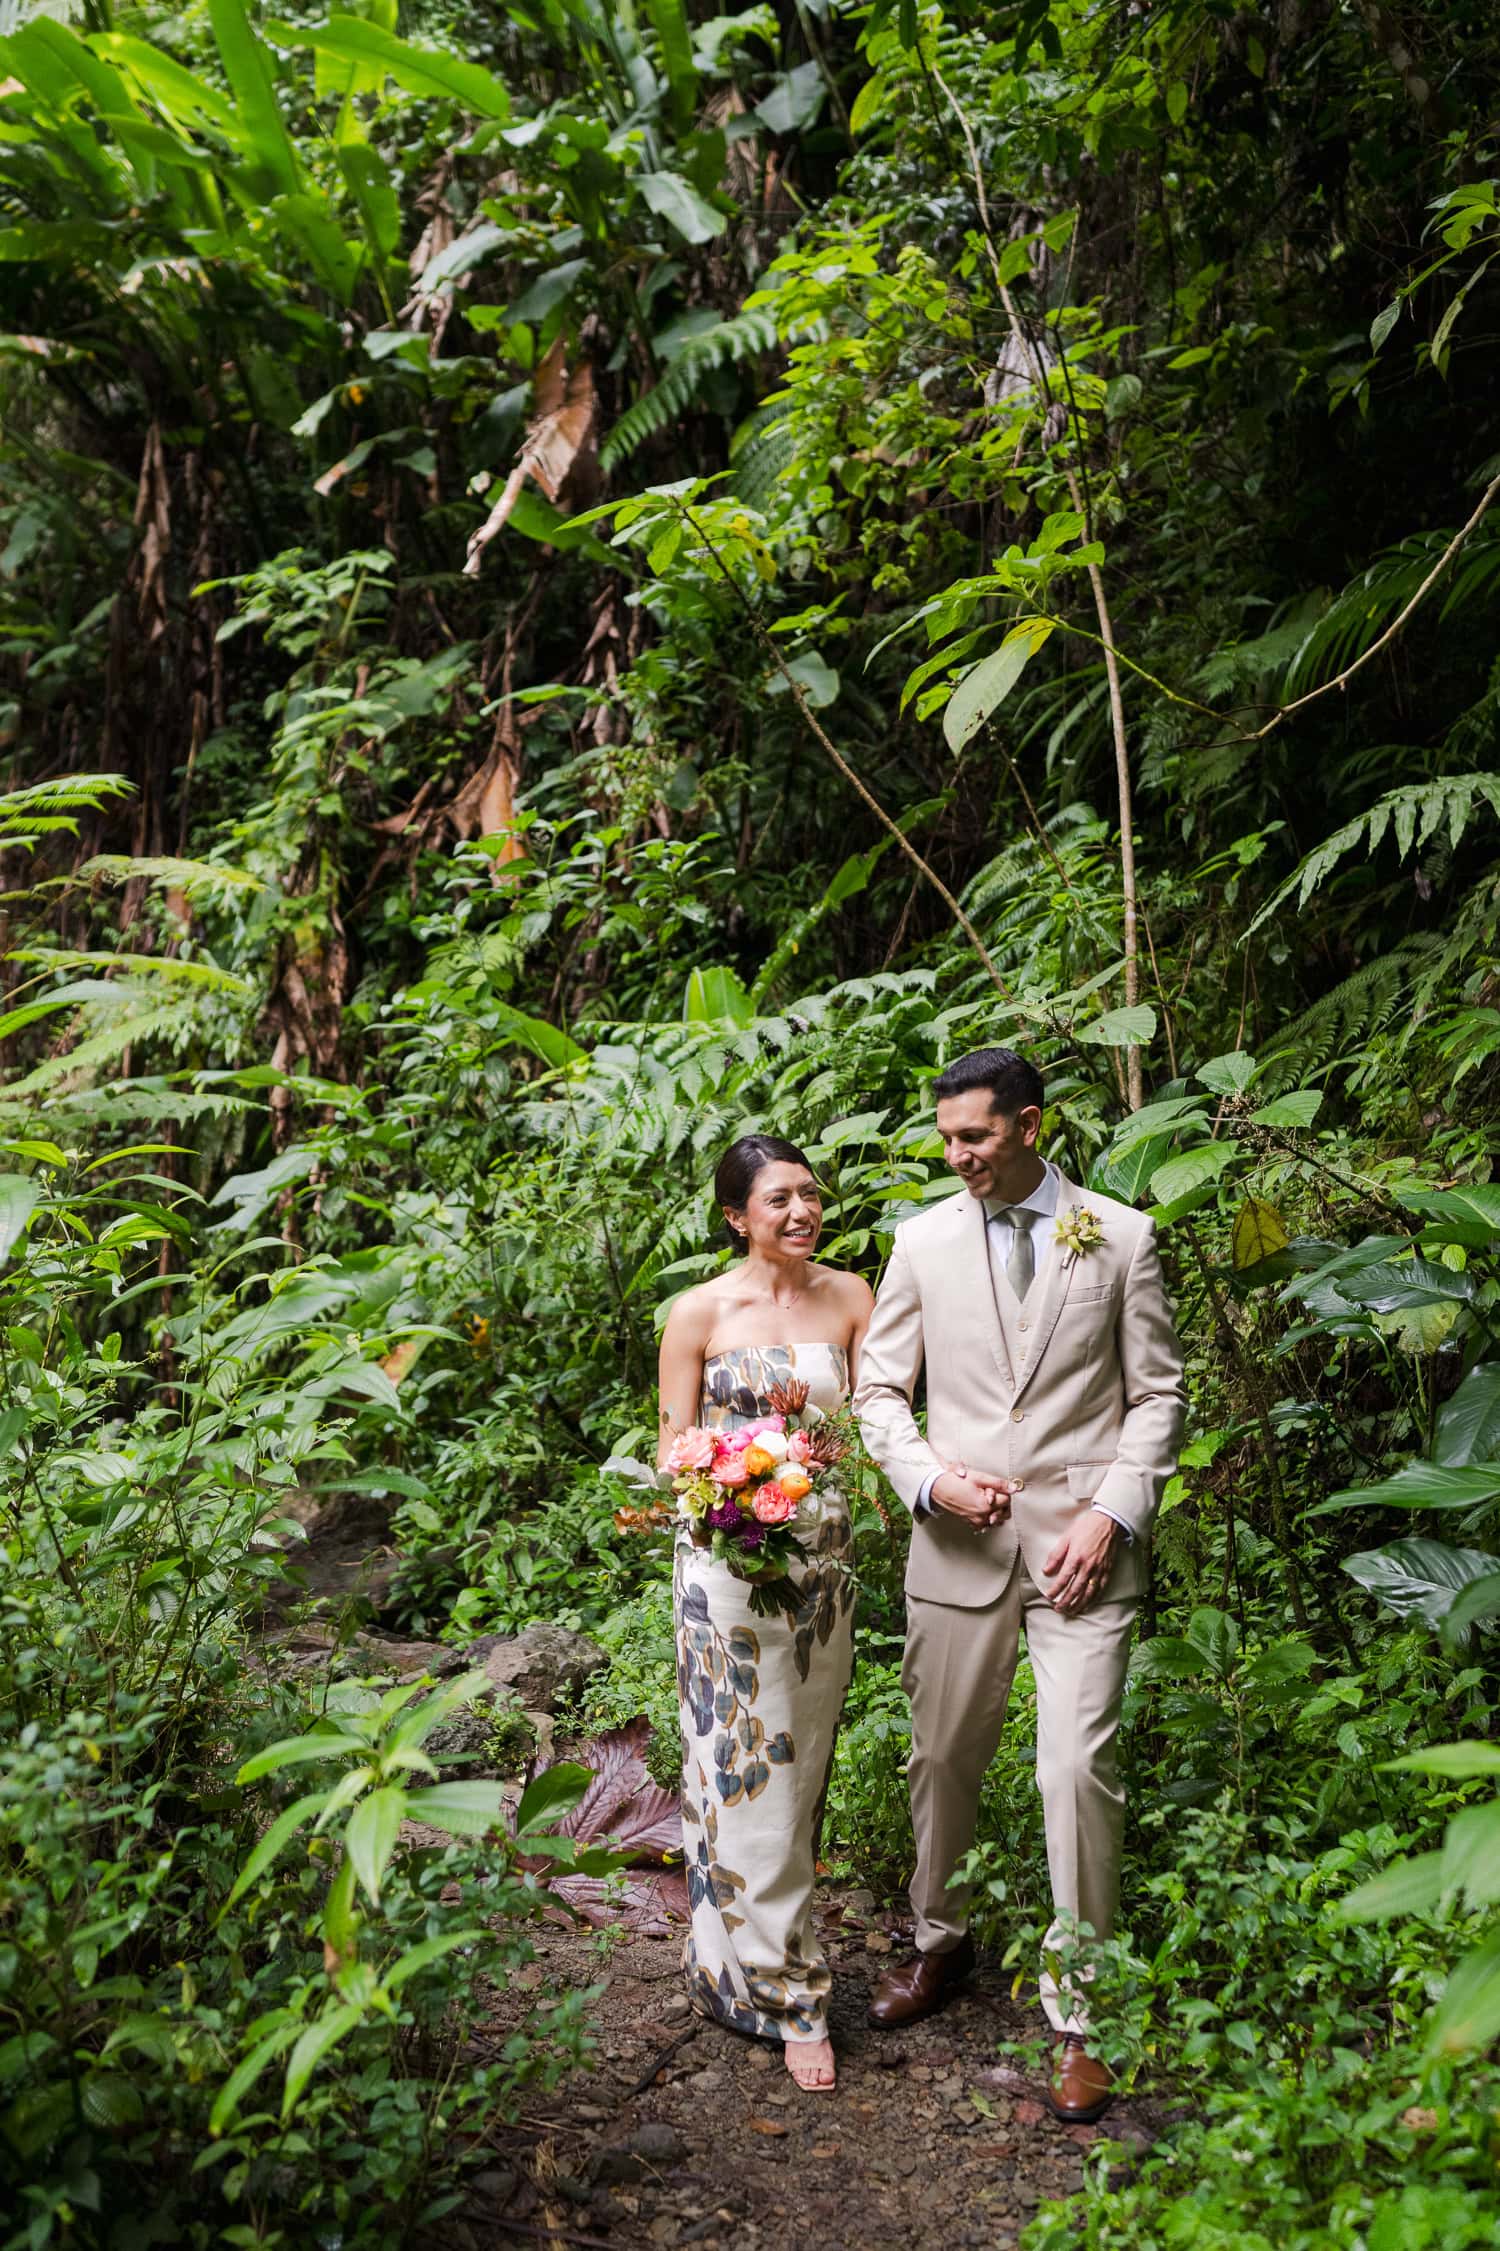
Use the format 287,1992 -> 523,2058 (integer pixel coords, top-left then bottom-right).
657,1134 -> 872,2092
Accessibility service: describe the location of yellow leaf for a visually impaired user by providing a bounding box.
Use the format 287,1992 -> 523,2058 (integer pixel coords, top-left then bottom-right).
1231,1196 -> 1289,1270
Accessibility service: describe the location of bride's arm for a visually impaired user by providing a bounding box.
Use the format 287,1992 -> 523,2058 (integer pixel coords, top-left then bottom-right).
843,1271 -> 876,1394
656,1290 -> 712,1467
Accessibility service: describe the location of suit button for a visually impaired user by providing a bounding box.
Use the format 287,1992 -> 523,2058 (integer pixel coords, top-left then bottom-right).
1019,1319 -> 1031,1332
1012,1477 -> 1025,1492
1011,1407 -> 1024,1422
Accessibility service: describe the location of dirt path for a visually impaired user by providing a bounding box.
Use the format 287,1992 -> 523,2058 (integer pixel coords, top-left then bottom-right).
454,1890 -> 1160,2250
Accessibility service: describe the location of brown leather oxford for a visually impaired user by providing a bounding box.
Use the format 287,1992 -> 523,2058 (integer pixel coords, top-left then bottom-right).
1046,2032 -> 1114,2123
866,1933 -> 977,2028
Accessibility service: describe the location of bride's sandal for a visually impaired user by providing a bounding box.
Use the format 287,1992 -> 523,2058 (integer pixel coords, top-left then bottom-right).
784,2036 -> 836,2091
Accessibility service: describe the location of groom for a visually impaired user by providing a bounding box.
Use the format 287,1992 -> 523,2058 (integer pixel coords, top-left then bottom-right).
854,1046 -> 1186,2121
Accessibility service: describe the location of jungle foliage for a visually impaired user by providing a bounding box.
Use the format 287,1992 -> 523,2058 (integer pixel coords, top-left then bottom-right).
2,0 -> 1500,2244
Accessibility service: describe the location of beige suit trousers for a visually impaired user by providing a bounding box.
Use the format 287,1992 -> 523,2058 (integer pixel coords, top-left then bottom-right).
903,1558 -> 1136,2034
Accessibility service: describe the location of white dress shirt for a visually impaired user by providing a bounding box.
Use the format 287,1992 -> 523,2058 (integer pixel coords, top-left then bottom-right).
913,1161 -> 1132,1541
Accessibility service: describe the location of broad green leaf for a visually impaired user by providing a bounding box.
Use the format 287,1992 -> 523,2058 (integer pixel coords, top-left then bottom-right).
225,1792 -> 324,1907
282,2002 -> 365,2118
383,1928 -> 487,1992
209,2022 -> 299,2136
1247,1090 -> 1323,1130
1439,1800 -> 1500,1906
1130,1636 -> 1206,1682
1335,1850 -> 1444,1923
1436,1364 -> 1500,1467
645,0 -> 697,132
344,1786 -> 405,1904
0,1175 -> 40,1266
1343,1539 -> 1500,1629
1385,1740 -> 1500,1777
1232,1197 -> 1289,1269
1396,1183 -> 1500,1242
1080,1004 -> 1156,1049
779,650 -> 840,708
1426,1934 -> 1500,2059
1316,1462 -> 1500,1515
491,1005 -> 585,1069
683,966 -> 752,1025
1149,1141 -> 1235,1207
235,1730 -> 367,1785
1196,1050 -> 1257,1096
515,1761 -> 593,1834
266,17 -> 510,119
208,0 -> 301,199
80,2072 -> 143,2129
1334,1258 -> 1473,1314
638,171 -> 726,244
1370,298 -> 1401,352
942,624 -> 1051,752
1166,81 -> 1188,126
1444,1570 -> 1500,1639
403,1781 -> 508,1837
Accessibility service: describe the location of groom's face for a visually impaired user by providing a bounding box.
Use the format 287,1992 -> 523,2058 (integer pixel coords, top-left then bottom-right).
936,1089 -> 1041,1200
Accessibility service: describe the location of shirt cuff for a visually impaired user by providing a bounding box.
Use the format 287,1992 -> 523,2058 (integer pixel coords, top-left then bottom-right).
915,1471 -> 939,1519
1093,1503 -> 1134,1545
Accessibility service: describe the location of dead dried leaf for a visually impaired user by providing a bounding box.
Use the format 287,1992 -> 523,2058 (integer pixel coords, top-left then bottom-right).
380,1338 -> 423,1384
462,339 -> 596,576
1402,2106 -> 1440,2132
1013,2097 -> 1048,2127
546,1718 -> 683,1863
747,2117 -> 788,2137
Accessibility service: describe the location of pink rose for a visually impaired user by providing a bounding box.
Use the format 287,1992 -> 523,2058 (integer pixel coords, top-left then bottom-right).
718,1429 -> 753,1455
786,1431 -> 812,1464
666,1428 -> 714,1474
751,1484 -> 794,1525
742,1414 -> 786,1439
711,1454 -> 750,1488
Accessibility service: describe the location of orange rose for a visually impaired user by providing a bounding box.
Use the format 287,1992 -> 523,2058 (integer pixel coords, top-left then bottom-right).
776,1466 -> 813,1503
742,1443 -> 774,1477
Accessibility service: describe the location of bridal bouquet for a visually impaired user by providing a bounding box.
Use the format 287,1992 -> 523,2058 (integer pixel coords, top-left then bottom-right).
664,1386 -> 849,1598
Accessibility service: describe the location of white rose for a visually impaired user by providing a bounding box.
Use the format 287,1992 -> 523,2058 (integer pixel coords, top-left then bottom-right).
757,1427 -> 789,1462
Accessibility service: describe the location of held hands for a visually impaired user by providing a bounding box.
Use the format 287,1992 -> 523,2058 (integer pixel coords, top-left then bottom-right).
931,1461 -> 1015,1532
1042,1510 -> 1119,1614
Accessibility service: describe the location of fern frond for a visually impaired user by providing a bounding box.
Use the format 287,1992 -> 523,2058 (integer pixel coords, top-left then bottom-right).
1247,773 -> 1500,935
599,307 -> 780,473
1283,524 -> 1500,694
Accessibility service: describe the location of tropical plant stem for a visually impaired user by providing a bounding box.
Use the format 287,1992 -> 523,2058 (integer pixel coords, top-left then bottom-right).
671,499 -> 1018,1006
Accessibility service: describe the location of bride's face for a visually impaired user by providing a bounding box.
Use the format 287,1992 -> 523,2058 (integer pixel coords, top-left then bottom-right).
730,1163 -> 823,1262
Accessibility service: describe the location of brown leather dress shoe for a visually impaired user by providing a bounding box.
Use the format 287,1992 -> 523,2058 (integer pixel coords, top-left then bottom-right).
867,1934 -> 976,2028
1046,2032 -> 1114,2123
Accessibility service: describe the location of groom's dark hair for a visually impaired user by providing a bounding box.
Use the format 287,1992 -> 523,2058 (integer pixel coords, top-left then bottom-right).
933,1046 -> 1044,1116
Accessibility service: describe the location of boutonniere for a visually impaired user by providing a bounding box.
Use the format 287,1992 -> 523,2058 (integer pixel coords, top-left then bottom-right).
1054,1206 -> 1105,1259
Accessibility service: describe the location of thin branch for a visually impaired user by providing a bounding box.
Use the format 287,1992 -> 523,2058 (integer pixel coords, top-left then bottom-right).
930,60 -> 1144,1106
1250,470 -> 1500,738
670,500 -> 1018,1004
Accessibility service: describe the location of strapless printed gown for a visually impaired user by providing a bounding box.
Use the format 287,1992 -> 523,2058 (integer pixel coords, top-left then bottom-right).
674,1341 -> 856,2043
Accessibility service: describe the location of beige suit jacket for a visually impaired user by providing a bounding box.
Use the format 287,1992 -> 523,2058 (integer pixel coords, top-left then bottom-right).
854,1175 -> 1186,1606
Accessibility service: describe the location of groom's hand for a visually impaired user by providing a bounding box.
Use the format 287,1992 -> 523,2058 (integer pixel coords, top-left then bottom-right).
932,1467 -> 1013,1530
1042,1511 -> 1119,1613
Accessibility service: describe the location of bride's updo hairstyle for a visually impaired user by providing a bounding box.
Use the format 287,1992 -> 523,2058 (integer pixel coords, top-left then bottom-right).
714,1133 -> 816,1256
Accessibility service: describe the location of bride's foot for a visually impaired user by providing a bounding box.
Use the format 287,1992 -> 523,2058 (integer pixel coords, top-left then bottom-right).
785,2036 -> 836,2091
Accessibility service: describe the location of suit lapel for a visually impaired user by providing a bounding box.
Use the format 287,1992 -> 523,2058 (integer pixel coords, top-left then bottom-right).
963,1190 -> 1014,1391
1011,1174 -> 1085,1402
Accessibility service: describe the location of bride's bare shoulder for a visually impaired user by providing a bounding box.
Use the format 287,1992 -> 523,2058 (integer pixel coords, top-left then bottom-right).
662,1276 -> 729,1341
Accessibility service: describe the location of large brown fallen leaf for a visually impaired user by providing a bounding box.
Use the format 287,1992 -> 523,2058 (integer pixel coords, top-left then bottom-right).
546,1716 -> 682,1863
521,1718 -> 688,1930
